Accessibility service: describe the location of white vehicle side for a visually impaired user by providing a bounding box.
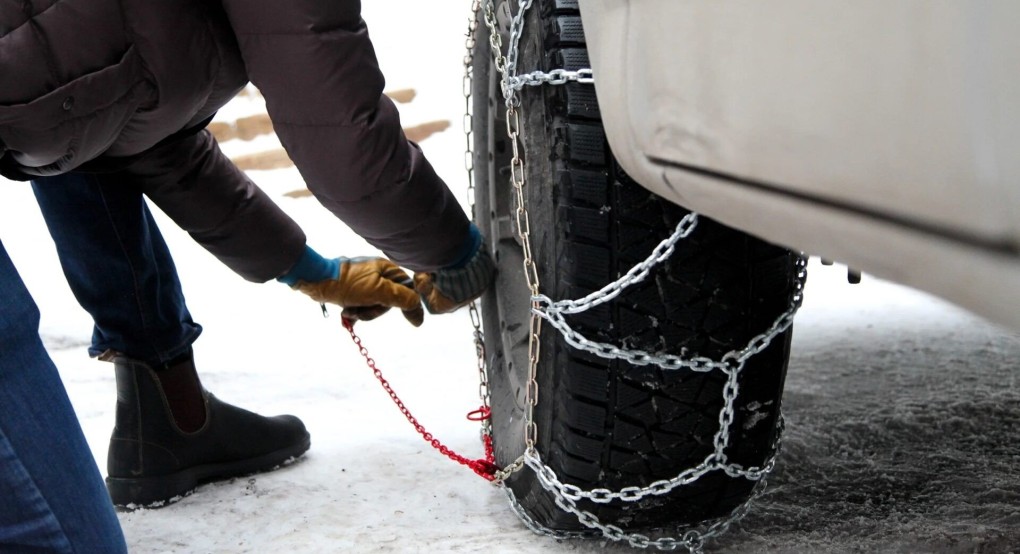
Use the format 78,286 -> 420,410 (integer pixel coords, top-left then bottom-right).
580,0 -> 1020,330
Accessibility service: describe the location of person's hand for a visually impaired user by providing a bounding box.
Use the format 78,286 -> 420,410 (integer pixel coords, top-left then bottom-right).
292,257 -> 424,326
414,244 -> 496,315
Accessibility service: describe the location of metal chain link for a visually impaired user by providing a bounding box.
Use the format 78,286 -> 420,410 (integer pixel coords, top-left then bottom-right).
466,1 -> 809,551
483,0 -> 544,465
540,212 -> 699,315
535,255 -> 808,374
463,0 -> 480,210
509,68 -> 595,90
525,448 -> 772,552
462,0 -> 492,446
466,0 -> 531,484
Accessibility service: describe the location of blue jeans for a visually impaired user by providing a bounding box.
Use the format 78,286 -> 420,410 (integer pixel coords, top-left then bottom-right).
31,172 -> 202,367
0,241 -> 127,553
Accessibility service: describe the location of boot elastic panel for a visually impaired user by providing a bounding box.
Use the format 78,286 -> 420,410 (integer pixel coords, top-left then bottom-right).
154,352 -> 207,433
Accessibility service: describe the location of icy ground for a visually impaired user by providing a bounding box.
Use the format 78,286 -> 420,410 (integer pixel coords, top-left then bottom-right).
2,1 -> 1019,552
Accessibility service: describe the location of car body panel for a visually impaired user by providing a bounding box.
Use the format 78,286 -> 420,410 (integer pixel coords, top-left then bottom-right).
579,0 -> 1020,330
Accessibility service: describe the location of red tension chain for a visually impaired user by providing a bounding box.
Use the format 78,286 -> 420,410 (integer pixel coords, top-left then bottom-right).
341,318 -> 499,480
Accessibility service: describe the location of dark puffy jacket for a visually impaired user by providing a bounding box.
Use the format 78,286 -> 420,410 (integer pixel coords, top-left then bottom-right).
0,0 -> 470,280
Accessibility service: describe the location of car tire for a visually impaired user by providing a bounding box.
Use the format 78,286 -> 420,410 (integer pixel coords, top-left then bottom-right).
472,0 -> 801,532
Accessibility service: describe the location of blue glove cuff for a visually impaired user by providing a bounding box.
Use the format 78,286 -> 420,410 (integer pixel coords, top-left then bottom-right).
277,245 -> 342,286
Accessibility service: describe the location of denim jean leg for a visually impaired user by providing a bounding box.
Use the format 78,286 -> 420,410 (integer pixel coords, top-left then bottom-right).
0,240 -> 127,553
32,172 -> 201,367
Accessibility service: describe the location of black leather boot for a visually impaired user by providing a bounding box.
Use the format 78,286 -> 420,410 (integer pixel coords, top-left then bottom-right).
105,352 -> 311,507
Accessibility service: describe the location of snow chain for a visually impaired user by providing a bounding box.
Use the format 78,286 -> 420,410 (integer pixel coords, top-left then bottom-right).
462,1 -> 808,552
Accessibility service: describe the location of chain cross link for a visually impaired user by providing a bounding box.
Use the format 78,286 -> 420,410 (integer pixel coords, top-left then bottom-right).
539,212 -> 698,315
534,255 -> 807,374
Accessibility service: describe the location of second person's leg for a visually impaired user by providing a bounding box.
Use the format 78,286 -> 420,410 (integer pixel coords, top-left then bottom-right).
0,239 -> 127,553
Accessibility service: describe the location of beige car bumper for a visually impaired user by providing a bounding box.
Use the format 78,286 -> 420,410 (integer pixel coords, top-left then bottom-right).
580,0 -> 1020,330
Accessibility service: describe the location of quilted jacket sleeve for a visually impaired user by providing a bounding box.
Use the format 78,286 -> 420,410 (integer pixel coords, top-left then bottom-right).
218,0 -> 471,272
123,129 -> 307,283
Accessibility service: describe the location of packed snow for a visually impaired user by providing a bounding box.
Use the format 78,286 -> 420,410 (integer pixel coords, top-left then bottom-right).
1,1 -> 1018,552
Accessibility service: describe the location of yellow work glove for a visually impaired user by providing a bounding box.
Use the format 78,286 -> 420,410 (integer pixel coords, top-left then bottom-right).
293,257 -> 424,326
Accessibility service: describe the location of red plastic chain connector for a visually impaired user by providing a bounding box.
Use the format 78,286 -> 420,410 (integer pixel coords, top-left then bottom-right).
466,406 -> 491,421
341,318 -> 499,480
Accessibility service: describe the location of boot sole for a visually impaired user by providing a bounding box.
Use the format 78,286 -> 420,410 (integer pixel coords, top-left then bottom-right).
107,433 -> 311,508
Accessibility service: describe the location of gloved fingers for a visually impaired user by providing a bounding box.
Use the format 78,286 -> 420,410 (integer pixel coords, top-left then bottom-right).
413,272 -> 434,296
360,258 -> 415,291
401,304 -> 425,327
413,272 -> 459,314
341,259 -> 416,308
364,273 -> 426,314
341,305 -> 390,322
339,293 -> 422,327
342,263 -> 422,324
380,265 -> 414,289
373,262 -> 423,326
296,257 -> 425,326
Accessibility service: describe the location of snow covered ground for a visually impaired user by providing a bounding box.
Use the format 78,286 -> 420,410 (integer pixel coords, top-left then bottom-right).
2,1 -> 1019,552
